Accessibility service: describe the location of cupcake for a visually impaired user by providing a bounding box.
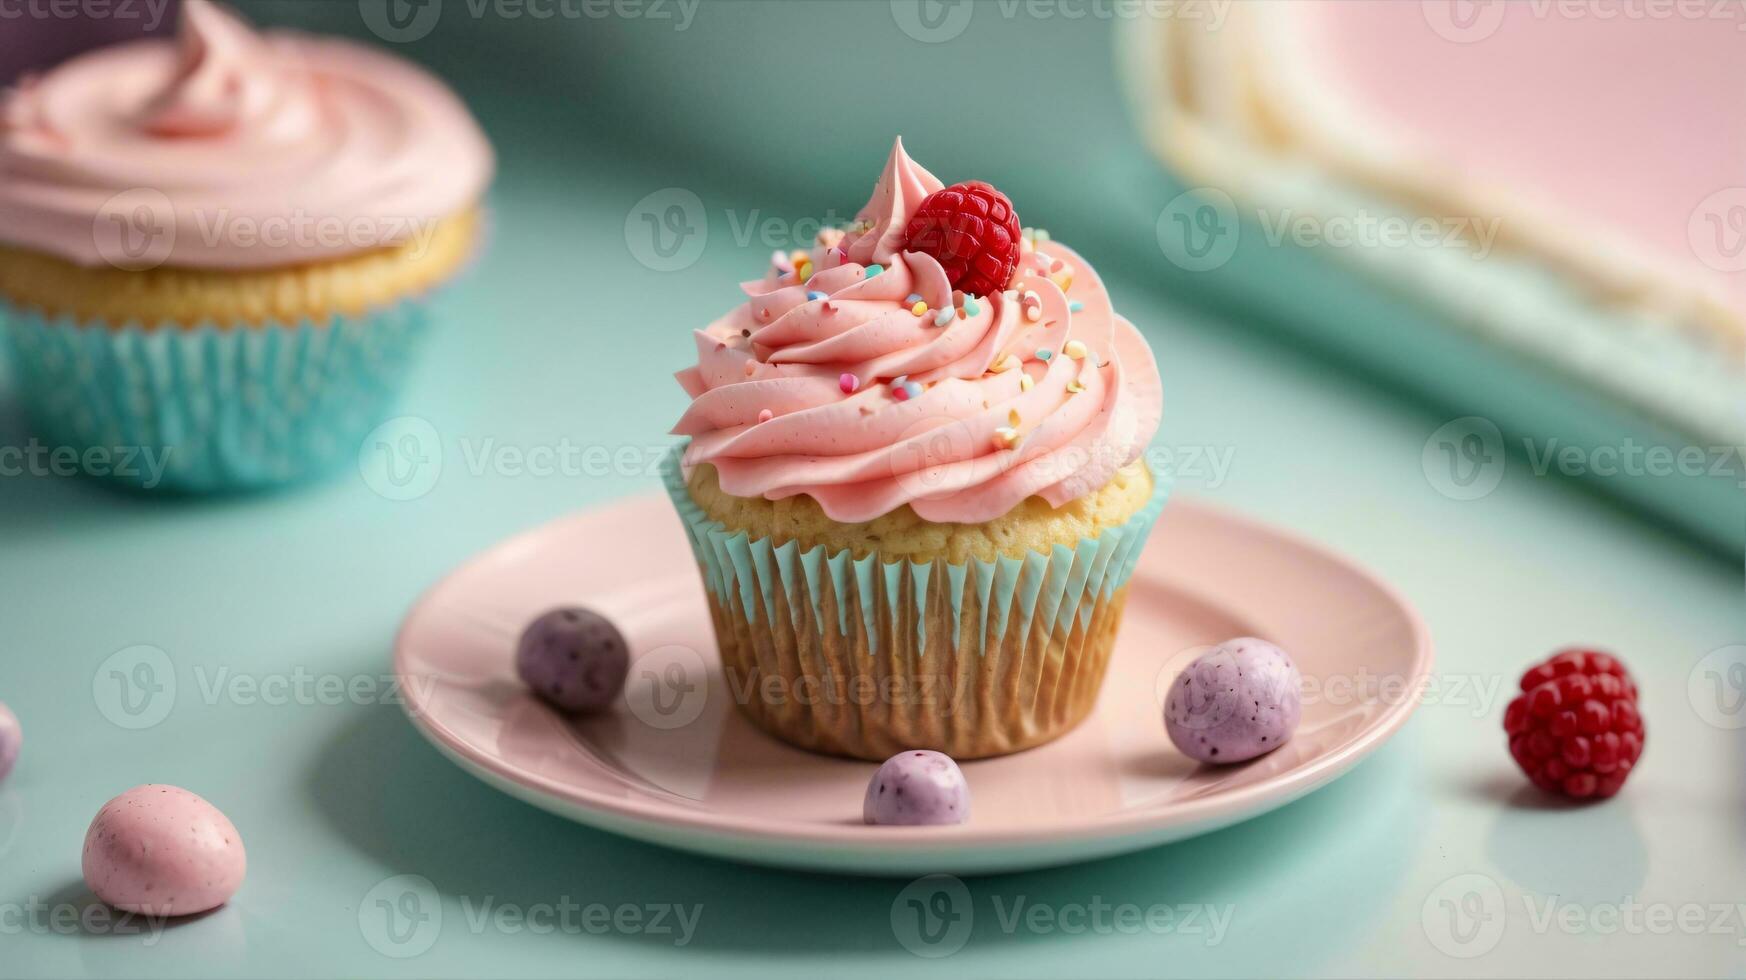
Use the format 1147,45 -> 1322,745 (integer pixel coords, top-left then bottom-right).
664,139 -> 1166,760
0,1 -> 492,491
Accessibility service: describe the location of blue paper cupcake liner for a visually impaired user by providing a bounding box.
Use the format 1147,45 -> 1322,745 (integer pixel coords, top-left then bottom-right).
660,444 -> 1170,759
0,297 -> 435,493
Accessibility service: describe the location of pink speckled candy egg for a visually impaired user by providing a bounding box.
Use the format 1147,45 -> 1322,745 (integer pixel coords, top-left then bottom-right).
82,785 -> 245,916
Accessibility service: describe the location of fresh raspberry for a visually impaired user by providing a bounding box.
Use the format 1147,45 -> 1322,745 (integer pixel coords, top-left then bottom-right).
902,181 -> 1021,297
1503,648 -> 1644,800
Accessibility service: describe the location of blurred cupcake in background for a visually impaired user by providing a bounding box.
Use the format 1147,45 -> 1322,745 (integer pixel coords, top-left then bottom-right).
0,0 -> 492,491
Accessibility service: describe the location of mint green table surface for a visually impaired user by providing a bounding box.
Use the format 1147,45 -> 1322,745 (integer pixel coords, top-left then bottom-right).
2,4 -> 1742,977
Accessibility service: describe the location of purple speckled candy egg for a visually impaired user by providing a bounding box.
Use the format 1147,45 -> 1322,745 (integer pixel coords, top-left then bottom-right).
1165,638 -> 1302,764
515,607 -> 629,714
863,750 -> 970,826
0,702 -> 18,782
82,785 -> 246,916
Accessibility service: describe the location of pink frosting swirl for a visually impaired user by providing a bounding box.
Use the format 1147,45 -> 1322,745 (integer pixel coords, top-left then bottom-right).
0,1 -> 492,269
673,139 -> 1162,524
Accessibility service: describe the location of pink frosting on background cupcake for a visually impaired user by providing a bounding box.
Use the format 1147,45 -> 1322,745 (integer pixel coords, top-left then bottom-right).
0,0 -> 493,269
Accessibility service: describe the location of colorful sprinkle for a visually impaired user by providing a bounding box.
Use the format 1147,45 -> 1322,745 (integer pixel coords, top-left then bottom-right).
839,373 -> 859,394
743,361 -> 756,377
1019,374 -> 1034,392
1064,340 -> 1089,360
865,264 -> 883,278
758,409 -> 774,424
911,301 -> 929,316
1066,379 -> 1085,394
1068,300 -> 1084,313
902,381 -> 923,401
993,427 -> 1021,450
1007,409 -> 1020,427
905,294 -> 923,305
962,296 -> 981,317
807,291 -> 828,302
992,354 -> 1021,373
933,308 -> 954,328
1036,349 -> 1054,361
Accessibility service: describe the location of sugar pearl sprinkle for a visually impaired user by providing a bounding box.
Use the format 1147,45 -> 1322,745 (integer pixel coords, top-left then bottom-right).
758,409 -> 774,424
890,375 -> 923,401
1064,340 -> 1089,360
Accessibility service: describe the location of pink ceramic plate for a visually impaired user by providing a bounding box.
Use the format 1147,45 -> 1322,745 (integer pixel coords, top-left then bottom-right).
395,494 -> 1432,875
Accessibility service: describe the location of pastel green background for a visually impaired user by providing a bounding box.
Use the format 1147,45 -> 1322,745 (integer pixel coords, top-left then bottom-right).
1,3 -> 1741,977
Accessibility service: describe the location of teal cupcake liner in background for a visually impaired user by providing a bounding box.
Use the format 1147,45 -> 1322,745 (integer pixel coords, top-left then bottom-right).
660,445 -> 1171,657
0,298 -> 434,493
